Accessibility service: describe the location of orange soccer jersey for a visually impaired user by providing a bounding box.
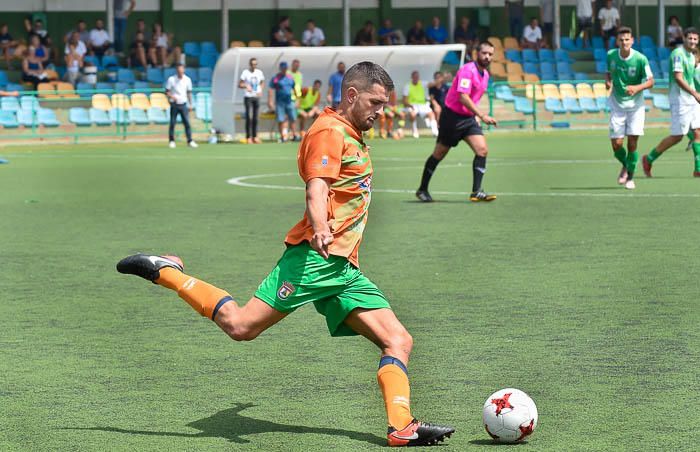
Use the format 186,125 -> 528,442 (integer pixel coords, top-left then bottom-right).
285,107 -> 372,267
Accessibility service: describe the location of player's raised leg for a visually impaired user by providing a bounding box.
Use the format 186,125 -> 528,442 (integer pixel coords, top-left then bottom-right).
344,308 -> 455,447
465,134 -> 496,201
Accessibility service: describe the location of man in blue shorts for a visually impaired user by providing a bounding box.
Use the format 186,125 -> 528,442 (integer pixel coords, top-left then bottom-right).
268,61 -> 299,142
327,61 -> 346,109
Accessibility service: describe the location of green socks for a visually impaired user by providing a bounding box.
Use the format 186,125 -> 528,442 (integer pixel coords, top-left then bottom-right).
693,143 -> 700,172
688,130 -> 695,142
647,147 -> 662,163
614,147 -> 627,166
626,150 -> 638,177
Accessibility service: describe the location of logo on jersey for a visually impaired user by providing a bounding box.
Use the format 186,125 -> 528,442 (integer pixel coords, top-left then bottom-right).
277,281 -> 295,300
459,78 -> 471,89
628,67 -> 637,76
321,155 -> 328,166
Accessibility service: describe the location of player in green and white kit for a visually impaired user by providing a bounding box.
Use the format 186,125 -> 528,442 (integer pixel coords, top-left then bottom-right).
643,28 -> 700,178
606,27 -> 654,190
685,53 -> 700,151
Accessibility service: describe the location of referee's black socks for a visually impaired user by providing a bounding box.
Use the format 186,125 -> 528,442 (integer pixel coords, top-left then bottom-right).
472,155 -> 487,192
419,155 -> 441,191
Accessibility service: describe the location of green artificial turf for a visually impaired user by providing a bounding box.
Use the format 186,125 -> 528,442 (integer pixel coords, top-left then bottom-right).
1,131 -> 698,451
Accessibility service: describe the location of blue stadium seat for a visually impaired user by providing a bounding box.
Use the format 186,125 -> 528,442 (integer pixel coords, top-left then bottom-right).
554,49 -> 571,64
574,72 -> 589,81
69,107 -> 92,126
6,82 -> 25,92
0,70 -> 8,87
117,68 -> 136,83
101,55 -> 119,69
652,94 -> 670,111
494,85 -> 515,102
657,47 -> 670,60
199,53 -> 218,68
133,80 -> 150,91
89,108 -> 112,126
20,96 -> 39,112
17,109 -> 38,127
593,48 -> 607,61
109,108 -> 131,125
147,107 -> 169,124
115,81 -> 131,92
505,49 -> 522,63
183,41 -> 200,57
545,98 -> 566,114
129,108 -> 150,124
96,82 -> 115,91
538,49 -> 554,63
557,72 -> 574,81
639,35 -> 654,49
84,55 -> 101,70
442,52 -> 460,65
200,41 -> 217,54
147,67 -> 164,84
608,36 -> 616,49
643,89 -> 653,99
163,67 -> 177,82
560,37 -> 576,51
579,97 -> 600,113
522,49 -> 538,63
37,108 -> 60,127
523,62 -> 539,75
1,96 -> 20,112
562,97 -> 582,113
592,36 -> 604,49
198,67 -> 212,83
596,96 -> 610,112
595,61 -> 607,73
556,61 -> 571,74
0,110 -> 18,128
196,80 -> 211,88
575,36 -> 584,49
514,96 -> 534,114
649,60 -> 661,78
641,48 -> 657,61
76,81 -> 95,98
185,67 -> 199,83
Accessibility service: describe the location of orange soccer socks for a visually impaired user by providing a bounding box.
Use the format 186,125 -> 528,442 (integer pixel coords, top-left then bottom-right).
156,267 -> 234,320
377,356 -> 414,430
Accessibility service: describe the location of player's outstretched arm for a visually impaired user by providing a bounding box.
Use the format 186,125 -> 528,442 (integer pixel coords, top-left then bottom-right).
306,177 -> 334,258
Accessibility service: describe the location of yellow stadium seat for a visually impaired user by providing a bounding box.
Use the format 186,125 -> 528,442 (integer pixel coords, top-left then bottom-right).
230,40 -> 247,48
525,83 -> 544,101
592,82 -> 608,97
37,82 -> 58,98
91,94 -> 112,110
506,62 -> 523,75
150,92 -> 170,110
111,93 -> 132,110
248,40 -> 264,48
576,83 -> 595,98
542,83 -> 561,99
130,93 -> 151,110
487,37 -> 503,49
492,48 -> 506,63
523,73 -> 540,83
55,82 -> 79,98
503,37 -> 520,50
489,62 -> 507,78
559,83 -> 577,98
507,73 -> 523,86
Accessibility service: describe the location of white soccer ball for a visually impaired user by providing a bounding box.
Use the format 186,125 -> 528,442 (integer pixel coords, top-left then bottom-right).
482,388 -> 538,443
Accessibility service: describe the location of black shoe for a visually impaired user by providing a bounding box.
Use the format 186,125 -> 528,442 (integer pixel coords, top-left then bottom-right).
387,419 -> 455,447
116,253 -> 184,282
415,189 -> 433,202
469,190 -> 497,202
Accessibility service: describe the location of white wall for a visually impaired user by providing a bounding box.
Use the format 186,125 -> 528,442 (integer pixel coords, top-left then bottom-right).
0,0 -> 160,12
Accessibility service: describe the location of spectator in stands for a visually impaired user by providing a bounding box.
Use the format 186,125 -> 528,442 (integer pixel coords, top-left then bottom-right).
454,16 -> 477,55
667,16 -> 683,47
149,23 -> 181,67
598,0 -> 619,48
403,70 -> 438,138
135,19 -> 152,43
82,59 -> 97,84
64,19 -> 90,45
239,57 -> 265,144
21,47 -> 48,89
89,19 -> 112,56
505,0 -> 524,39
129,31 -> 149,68
302,19 -> 325,46
0,24 -> 19,70
522,17 -> 544,49
268,61 -> 298,142
576,0 -> 595,47
378,19 -> 404,45
297,79 -> 322,135
426,17 -> 448,44
25,18 -> 52,51
28,34 -> 49,66
64,42 -> 83,85
354,21 -> 376,46
540,0 -> 554,47
64,32 -> 87,59
406,20 -> 427,45
113,0 -> 135,53
428,71 -> 448,122
166,63 -> 197,148
270,16 -> 297,47
326,61 -> 345,109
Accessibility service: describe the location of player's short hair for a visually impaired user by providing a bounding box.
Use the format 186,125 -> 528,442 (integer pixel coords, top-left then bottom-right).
433,71 -> 442,78
313,79 -> 322,85
617,26 -> 633,36
684,27 -> 699,37
341,61 -> 394,94
477,41 -> 495,52
249,57 -> 256,64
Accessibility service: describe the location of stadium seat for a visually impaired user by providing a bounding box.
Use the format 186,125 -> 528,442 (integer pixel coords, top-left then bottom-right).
16,109 -> 38,127
641,47 -> 657,61
54,82 -> 79,99
0,70 -> 9,86
562,97 -> 582,113
639,35 -> 654,49
163,67 -> 177,82
196,80 -> 210,88
524,83 -> 544,101
608,36 -> 617,49
0,110 -> 18,128
37,82 -> 58,98
503,37 -> 519,50
652,94 -> 670,111
579,96 -> 600,113
505,49 -> 521,63
542,84 -> 560,99
247,40 -> 264,47
69,107 -> 92,126
147,107 -> 169,124
198,67 -> 212,83
557,72 -> 574,81
37,108 -> 60,127
560,37 -> 576,51
6,83 -> 24,92
89,107 -> 112,126
574,72 -> 589,81
494,85 -> 515,102
523,62 -> 538,75
514,96 -> 534,114
487,37 -> 504,50
507,73 -> 523,85
522,49 -> 538,63
133,80 -> 150,90
150,93 -> 170,110
230,40 -> 246,48
92,94 -> 112,111
443,51 -> 460,65
76,81 -> 95,98
101,55 -> 119,69
559,83 -> 577,99
1,96 -> 20,112
649,60 -> 661,78
595,61 -> 607,73
200,41 -> 217,54
591,36 -> 604,49
199,53 -> 218,68
554,49 -> 571,63
556,61 -> 571,74
575,36 -> 584,49
130,93 -> 151,110
523,73 -> 540,83
545,98 -> 566,113
592,82 -> 608,98
183,41 -> 201,57
540,62 -> 556,81
595,96 -> 610,112
84,55 -> 101,70
576,83 -> 595,98
657,46 -> 670,61
114,81 -> 131,92
96,82 -> 115,91
129,108 -> 150,125
489,62 -> 507,78
20,96 -> 39,112
643,89 -> 653,99
111,93 -> 131,110
185,68 -> 199,83
492,48 -> 506,63
538,49 -> 554,63
109,108 -> 131,125
147,67 -> 164,85
117,68 -> 136,83
593,48 -> 607,61
506,62 -> 523,75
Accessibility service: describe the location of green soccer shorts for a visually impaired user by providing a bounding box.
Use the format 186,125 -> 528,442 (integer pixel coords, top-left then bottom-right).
255,242 -> 391,337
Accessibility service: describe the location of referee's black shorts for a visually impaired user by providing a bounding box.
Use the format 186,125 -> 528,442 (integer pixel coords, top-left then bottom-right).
436,107 -> 483,148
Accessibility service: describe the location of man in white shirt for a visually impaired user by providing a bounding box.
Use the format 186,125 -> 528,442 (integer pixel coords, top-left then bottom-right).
64,31 -> 87,58
88,19 -> 112,56
522,17 -> 544,49
302,19 -> 325,46
576,0 -> 595,47
238,57 -> 265,143
165,64 -> 197,148
598,0 -> 620,48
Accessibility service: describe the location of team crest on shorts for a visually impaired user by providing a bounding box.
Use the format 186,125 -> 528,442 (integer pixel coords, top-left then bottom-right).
277,281 -> 296,300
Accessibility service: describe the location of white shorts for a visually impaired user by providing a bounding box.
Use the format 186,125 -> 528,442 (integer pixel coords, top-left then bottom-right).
406,103 -> 432,117
608,102 -> 645,138
670,103 -> 700,136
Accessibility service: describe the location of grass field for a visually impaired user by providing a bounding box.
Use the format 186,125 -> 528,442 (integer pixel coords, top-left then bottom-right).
1,131 -> 699,451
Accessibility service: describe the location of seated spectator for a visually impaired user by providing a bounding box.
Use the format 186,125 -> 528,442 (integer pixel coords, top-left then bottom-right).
297,79 -> 322,134
25,18 -> 52,48
149,23 -> 182,67
89,19 -> 112,56
302,19 -> 325,46
378,89 -> 405,139
426,16 -> 448,44
406,20 -> 427,45
0,24 -> 19,70
354,21 -> 376,46
270,16 -> 298,47
64,31 -> 87,59
428,71 -> 448,121
522,17 -> 544,49
598,0 -> 619,48
64,43 -> 83,85
28,35 -> 49,66
82,60 -> 97,84
454,16 -> 478,54
134,18 -> 152,43
22,48 -> 48,89
378,19 -> 404,45
667,15 -> 683,47
129,31 -> 149,68
402,70 -> 438,138
64,19 -> 89,45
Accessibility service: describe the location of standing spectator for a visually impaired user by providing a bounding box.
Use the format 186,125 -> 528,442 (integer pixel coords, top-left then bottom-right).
505,0 -> 524,39
302,19 -> 325,46
354,21 -> 376,46
22,48 -> 47,89
402,70 -> 438,138
522,17 -> 544,49
428,71 -> 449,122
149,23 -> 181,67
166,64 -> 197,148
113,0 -> 135,53
0,24 -> 19,70
406,20 -> 427,45
89,19 -> 112,56
64,42 -> 83,85
598,0 -> 619,48
326,61 -> 345,109
426,17 -> 447,44
540,0 -> 554,48
297,79 -> 322,135
270,16 -> 297,47
239,57 -> 265,144
290,59 -> 303,100
28,35 -> 49,66
577,0 -> 595,47
378,19 -> 404,45
454,16 -> 477,54
268,61 -> 298,142
64,20 -> 90,45
667,16 -> 683,47
129,31 -> 148,68
64,32 -> 87,59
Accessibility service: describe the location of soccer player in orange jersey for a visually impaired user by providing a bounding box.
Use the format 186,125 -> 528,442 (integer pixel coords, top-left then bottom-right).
116,62 -> 454,447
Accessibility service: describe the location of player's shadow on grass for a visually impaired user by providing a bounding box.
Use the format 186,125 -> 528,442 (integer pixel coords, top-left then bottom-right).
469,439 -> 528,446
65,402 -> 385,446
